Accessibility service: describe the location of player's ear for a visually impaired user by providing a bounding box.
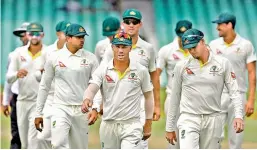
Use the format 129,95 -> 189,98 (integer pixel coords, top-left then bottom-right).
41,33 -> 45,38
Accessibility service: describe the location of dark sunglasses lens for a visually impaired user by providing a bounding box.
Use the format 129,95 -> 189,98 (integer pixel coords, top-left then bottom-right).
124,19 -> 140,25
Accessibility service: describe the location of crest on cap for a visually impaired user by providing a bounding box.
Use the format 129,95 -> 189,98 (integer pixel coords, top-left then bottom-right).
105,26 -> 110,31
180,26 -> 187,32
119,37 -> 124,41
130,11 -> 136,15
66,23 -> 71,27
79,27 -> 85,32
31,24 -> 38,28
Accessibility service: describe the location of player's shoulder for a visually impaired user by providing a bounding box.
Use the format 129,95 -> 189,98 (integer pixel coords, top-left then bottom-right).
138,37 -> 154,50
96,38 -> 109,46
82,49 -> 98,61
209,37 -> 223,46
212,52 -> 230,65
238,35 -> 253,47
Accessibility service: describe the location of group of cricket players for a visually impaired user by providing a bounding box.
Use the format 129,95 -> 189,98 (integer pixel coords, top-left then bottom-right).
2,8 -> 256,149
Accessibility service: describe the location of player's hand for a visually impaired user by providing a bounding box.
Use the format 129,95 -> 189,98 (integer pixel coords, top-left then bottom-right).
245,100 -> 255,117
153,105 -> 161,121
17,69 -> 28,78
88,109 -> 98,125
2,105 -> 10,117
233,118 -> 244,133
34,117 -> 44,132
142,119 -> 152,140
166,131 -> 177,145
81,99 -> 92,113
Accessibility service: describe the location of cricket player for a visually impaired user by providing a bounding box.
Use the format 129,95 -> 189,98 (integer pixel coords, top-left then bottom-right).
210,12 -> 256,148
101,9 -> 160,148
34,20 -> 71,149
34,23 -> 98,149
2,22 -> 30,149
6,22 -> 47,149
166,29 -> 244,149
157,20 -> 192,149
81,31 -> 154,149
95,16 -> 120,63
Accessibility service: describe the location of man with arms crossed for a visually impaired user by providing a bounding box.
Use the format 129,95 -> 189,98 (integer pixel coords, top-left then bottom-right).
95,16 -> 120,63
210,12 -> 256,148
157,20 -> 192,149
35,20 -> 71,149
102,9 -> 160,148
34,24 -> 98,148
6,22 -> 47,148
166,29 -> 244,149
2,22 -> 30,149
82,32 -> 154,149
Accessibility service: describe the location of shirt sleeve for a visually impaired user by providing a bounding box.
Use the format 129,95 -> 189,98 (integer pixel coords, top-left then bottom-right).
2,81 -> 13,106
141,67 -> 153,93
6,51 -> 19,84
245,41 -> 257,64
89,63 -> 105,87
35,55 -> 55,117
224,59 -> 243,119
157,46 -> 167,70
90,55 -> 99,81
94,42 -> 102,63
166,62 -> 183,132
148,45 -> 157,72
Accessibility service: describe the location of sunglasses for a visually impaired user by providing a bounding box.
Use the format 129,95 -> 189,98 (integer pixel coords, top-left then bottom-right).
114,32 -> 131,40
123,19 -> 140,25
27,32 -> 43,37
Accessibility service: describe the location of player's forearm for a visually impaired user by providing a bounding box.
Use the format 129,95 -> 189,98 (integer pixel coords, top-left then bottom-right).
2,81 -> 12,106
247,70 -> 256,103
6,71 -> 18,84
150,71 -> 160,107
83,83 -> 100,103
166,92 -> 179,132
144,91 -> 154,119
230,89 -> 243,119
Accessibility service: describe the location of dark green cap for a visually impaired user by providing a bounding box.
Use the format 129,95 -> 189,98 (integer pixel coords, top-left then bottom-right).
65,24 -> 89,36
112,32 -> 132,46
212,12 -> 236,24
182,29 -> 204,49
55,21 -> 71,32
122,9 -> 142,20
102,17 -> 120,36
27,22 -> 43,32
175,20 -> 192,37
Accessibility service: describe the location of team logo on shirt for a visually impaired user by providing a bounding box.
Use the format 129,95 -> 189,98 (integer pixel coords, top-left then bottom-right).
52,120 -> 56,128
185,67 -> 194,75
172,54 -> 180,60
105,75 -> 115,83
80,59 -> 89,66
235,47 -> 242,54
138,50 -> 146,56
209,65 -> 219,76
216,49 -> 222,54
20,56 -> 26,62
128,72 -> 138,80
231,72 -> 236,79
58,61 -> 66,67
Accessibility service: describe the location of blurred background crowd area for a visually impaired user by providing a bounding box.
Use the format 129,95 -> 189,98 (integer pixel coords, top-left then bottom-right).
1,0 -> 257,148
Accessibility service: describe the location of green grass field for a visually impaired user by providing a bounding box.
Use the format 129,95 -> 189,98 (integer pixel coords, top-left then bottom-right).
1,88 -> 257,148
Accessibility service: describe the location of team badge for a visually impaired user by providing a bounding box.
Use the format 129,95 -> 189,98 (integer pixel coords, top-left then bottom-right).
185,67 -> 194,75
80,59 -> 89,66
128,72 -> 138,80
20,56 -> 26,62
58,61 -> 66,67
184,40 -> 189,44
216,49 -> 222,54
52,120 -> 56,128
180,26 -> 187,32
105,26 -> 110,31
79,27 -> 85,32
105,75 -> 115,83
138,50 -> 145,56
172,54 -> 180,60
209,65 -> 219,76
129,11 -> 136,15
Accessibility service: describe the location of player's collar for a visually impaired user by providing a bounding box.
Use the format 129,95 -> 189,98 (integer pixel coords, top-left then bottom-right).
62,44 -> 83,57
222,33 -> 241,46
133,36 -> 144,49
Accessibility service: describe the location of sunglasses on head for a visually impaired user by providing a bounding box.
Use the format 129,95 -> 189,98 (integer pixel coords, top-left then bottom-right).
114,32 -> 131,39
27,32 -> 43,36
123,19 -> 140,25
183,35 -> 203,41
